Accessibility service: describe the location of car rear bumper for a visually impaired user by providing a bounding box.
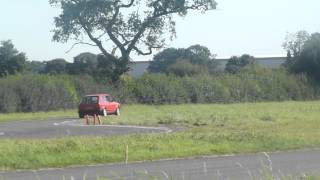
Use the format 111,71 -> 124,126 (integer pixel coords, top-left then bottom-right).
78,110 -> 101,116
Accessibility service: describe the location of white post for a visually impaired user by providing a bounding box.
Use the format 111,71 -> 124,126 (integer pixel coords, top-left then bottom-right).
125,144 -> 129,164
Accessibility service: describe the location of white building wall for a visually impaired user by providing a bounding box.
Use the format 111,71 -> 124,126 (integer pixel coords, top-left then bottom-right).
128,61 -> 150,77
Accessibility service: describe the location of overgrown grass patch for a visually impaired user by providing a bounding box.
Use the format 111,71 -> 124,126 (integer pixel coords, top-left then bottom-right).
1,131 -> 319,170
0,133 -> 318,170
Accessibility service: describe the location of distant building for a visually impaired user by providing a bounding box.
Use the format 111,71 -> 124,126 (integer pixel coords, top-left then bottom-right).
128,57 -> 287,77
214,56 -> 287,70
128,61 -> 150,77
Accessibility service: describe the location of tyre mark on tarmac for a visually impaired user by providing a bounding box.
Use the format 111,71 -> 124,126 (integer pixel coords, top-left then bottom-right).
53,119 -> 173,133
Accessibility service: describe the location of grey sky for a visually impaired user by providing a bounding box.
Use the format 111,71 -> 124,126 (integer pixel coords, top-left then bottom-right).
0,0 -> 319,62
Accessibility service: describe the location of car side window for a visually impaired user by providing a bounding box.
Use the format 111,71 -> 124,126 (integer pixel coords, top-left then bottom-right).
101,96 -> 105,103
106,96 -> 113,102
90,96 -> 98,104
81,97 -> 87,104
81,96 -> 98,104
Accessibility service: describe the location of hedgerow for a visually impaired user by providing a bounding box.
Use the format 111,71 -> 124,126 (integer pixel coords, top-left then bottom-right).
0,67 -> 318,113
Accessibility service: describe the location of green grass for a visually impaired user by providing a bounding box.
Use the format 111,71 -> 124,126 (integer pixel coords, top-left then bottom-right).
0,109 -> 76,123
1,101 -> 320,170
105,101 -> 320,128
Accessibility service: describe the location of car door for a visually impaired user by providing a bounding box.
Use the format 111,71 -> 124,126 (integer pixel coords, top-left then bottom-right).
105,95 -> 116,113
106,95 -> 118,113
100,95 -> 108,111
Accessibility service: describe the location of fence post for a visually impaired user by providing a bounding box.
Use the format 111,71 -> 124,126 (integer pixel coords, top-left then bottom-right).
125,144 -> 129,164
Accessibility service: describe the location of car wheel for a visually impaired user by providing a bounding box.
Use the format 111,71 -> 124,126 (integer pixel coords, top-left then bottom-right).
101,109 -> 107,117
115,108 -> 120,116
79,112 -> 84,118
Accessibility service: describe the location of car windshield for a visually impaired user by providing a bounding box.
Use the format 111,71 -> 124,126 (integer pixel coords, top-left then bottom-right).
81,96 -> 98,104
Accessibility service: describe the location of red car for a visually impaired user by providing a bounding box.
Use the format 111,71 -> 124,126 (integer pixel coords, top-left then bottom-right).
78,94 -> 121,118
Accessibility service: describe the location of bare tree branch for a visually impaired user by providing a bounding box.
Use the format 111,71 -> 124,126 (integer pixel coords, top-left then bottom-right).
133,43 -> 163,55
119,0 -> 135,8
97,31 -> 108,40
133,46 -> 152,55
65,41 -> 97,53
116,32 -> 131,46
78,17 -> 114,61
101,6 -> 127,54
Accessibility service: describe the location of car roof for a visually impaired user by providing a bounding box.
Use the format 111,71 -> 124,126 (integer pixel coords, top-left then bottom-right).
84,94 -> 110,97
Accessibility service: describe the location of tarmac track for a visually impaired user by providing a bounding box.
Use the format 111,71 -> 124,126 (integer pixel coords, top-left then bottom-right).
0,118 -> 171,139
1,149 -> 320,180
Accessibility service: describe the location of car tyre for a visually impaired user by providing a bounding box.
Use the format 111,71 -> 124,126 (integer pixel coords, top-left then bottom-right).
115,108 -> 120,116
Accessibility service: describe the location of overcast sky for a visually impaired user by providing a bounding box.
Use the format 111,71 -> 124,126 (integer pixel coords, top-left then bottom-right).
0,0 -> 319,62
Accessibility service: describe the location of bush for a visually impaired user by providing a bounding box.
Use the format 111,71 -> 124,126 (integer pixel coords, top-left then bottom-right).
133,74 -> 188,104
0,66 -> 319,113
130,67 -> 318,104
167,60 -> 209,77
0,74 -> 109,113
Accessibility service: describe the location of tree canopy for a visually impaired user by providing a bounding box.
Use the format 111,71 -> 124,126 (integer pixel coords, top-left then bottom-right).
291,33 -> 320,81
282,30 -> 310,69
225,54 -> 255,74
148,44 -> 217,75
68,52 -> 98,75
26,61 -> 46,74
283,30 -> 310,58
43,58 -> 69,74
148,47 -> 188,73
282,31 -> 320,81
0,40 -> 27,77
50,0 -> 217,81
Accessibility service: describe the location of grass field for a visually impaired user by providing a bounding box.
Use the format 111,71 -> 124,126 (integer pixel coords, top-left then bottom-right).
1,101 -> 320,170
0,109 -> 76,123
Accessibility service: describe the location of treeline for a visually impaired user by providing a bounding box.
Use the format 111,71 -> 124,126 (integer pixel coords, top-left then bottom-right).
0,66 -> 318,113
1,31 -> 320,113
0,41 -> 255,82
0,40 -> 116,82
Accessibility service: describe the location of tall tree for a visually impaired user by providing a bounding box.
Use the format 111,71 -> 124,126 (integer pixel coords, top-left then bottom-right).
186,44 -> 214,64
292,33 -> 320,81
0,40 -> 26,77
148,44 -> 217,74
282,30 -> 310,69
283,30 -> 310,58
25,61 -> 46,74
148,47 -> 187,73
225,54 -> 255,74
43,58 -> 69,74
68,52 -> 98,75
50,0 -> 217,81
